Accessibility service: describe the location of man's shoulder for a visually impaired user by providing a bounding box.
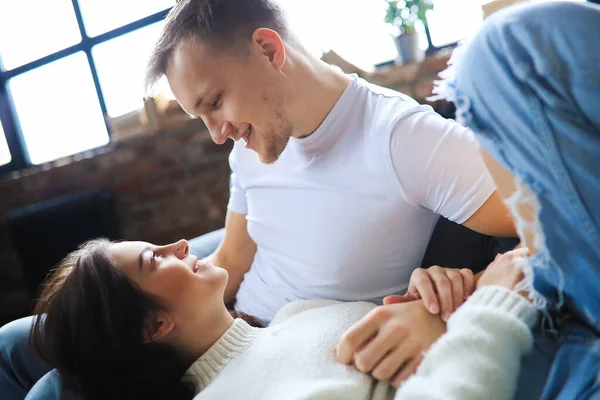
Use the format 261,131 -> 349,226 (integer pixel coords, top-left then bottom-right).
351,77 -> 432,128
356,77 -> 418,104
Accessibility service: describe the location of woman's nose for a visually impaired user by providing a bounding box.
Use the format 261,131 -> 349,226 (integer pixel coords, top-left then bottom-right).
174,239 -> 189,259
160,239 -> 189,259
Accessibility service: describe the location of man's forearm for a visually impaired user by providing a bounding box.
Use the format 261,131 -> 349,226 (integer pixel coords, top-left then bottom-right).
474,240 -> 522,285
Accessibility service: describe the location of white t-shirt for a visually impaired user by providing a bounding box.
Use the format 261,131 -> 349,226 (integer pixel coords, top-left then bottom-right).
229,75 -> 495,324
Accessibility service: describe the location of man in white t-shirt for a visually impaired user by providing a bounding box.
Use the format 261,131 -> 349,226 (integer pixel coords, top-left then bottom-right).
0,2 -> 520,399
147,0 -> 515,374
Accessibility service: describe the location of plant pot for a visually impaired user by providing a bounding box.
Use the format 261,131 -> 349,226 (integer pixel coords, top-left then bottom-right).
393,31 -> 424,65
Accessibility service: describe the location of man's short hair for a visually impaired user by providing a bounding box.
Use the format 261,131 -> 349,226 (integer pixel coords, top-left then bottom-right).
145,0 -> 294,91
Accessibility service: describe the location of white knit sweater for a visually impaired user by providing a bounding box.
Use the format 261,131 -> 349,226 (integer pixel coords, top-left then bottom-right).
184,286 -> 538,400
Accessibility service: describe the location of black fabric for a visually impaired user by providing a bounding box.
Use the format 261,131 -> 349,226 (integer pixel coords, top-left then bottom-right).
6,189 -> 121,297
420,217 -> 519,274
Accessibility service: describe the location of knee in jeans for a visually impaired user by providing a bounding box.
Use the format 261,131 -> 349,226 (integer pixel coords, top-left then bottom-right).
0,317 -> 33,358
483,1 -> 593,51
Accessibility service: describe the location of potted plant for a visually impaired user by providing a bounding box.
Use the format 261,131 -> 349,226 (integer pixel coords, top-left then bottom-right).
384,0 -> 434,65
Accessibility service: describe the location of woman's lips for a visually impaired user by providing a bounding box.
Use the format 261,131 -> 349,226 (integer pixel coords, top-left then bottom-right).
193,259 -> 205,273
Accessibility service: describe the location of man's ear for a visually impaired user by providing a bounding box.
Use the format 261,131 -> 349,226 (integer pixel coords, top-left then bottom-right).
252,28 -> 286,70
142,310 -> 175,343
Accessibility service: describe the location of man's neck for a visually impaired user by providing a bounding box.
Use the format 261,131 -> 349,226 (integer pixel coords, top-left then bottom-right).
284,47 -> 352,139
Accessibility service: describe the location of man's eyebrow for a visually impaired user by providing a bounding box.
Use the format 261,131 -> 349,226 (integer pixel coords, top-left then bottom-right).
194,94 -> 205,109
138,246 -> 150,272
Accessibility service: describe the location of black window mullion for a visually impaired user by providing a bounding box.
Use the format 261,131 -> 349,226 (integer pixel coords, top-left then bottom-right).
70,0 -> 109,128
0,80 -> 27,175
0,4 -> 184,176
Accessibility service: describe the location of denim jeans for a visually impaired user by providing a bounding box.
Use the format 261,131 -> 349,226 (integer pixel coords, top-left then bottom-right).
0,229 -> 224,400
447,2 -> 600,398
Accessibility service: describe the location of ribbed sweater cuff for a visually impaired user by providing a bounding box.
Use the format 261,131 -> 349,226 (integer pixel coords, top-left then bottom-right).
463,286 -> 539,328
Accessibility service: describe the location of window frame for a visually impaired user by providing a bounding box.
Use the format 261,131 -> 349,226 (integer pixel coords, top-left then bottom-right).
0,0 -> 502,176
0,0 -> 171,175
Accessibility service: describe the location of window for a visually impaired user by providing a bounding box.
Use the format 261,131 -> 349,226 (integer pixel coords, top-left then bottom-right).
427,0 -> 487,48
277,0 -> 487,70
0,0 -> 81,71
0,122 -> 10,167
93,22 -> 165,118
0,0 -> 170,173
1,0 -> 584,174
9,53 -> 108,165
77,0 -> 174,37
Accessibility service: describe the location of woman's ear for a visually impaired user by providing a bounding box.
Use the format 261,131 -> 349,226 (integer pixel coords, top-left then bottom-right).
143,310 -> 175,343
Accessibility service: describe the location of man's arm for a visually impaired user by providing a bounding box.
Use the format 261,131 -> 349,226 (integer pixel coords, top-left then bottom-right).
205,210 -> 256,305
390,110 -> 518,239
462,190 -> 517,237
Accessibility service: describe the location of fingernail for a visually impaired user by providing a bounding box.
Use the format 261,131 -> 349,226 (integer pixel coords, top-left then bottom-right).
430,304 -> 439,314
442,313 -> 449,322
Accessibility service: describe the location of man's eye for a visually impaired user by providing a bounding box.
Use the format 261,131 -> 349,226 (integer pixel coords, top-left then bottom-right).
210,95 -> 221,109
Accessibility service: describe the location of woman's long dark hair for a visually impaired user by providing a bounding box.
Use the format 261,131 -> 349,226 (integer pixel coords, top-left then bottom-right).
30,239 -> 262,400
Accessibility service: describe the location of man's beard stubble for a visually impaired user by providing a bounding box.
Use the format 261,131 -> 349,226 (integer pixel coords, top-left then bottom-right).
259,91 -> 293,165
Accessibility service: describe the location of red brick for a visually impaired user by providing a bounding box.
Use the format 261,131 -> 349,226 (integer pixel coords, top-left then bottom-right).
155,198 -> 194,214
420,52 -> 452,75
144,170 -> 187,192
414,78 -> 435,101
131,160 -> 160,176
137,186 -> 177,203
113,179 -> 143,195
202,139 -> 232,155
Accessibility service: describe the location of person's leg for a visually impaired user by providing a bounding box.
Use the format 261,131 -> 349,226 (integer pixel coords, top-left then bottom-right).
25,369 -> 82,400
513,325 -> 560,400
0,316 -> 51,399
420,217 -> 519,274
188,228 -> 224,259
538,319 -> 600,400
448,1 -> 600,397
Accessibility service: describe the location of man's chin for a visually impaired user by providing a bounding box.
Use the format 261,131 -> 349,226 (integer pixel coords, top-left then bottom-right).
257,152 -> 279,165
255,145 -> 283,165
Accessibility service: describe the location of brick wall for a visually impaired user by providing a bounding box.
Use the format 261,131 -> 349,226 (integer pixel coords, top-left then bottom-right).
367,49 -> 452,105
0,121 -> 232,325
0,49 -> 452,326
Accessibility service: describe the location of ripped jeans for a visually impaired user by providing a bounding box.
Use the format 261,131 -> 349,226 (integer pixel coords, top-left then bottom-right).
438,1 -> 600,398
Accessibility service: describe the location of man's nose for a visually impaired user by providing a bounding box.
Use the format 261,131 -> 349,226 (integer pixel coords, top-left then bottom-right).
205,117 -> 232,145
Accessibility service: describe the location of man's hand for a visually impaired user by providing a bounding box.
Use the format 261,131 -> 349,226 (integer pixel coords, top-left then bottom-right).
388,266 -> 475,321
478,247 -> 529,291
335,300 -> 446,388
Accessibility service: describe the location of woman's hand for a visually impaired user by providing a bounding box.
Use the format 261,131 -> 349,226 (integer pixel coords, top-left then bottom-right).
477,247 -> 529,291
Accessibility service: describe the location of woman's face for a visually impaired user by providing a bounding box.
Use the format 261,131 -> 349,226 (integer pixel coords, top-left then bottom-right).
107,239 -> 228,335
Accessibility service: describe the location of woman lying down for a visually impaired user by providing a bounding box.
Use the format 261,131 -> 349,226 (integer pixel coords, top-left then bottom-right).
31,238 -> 534,400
